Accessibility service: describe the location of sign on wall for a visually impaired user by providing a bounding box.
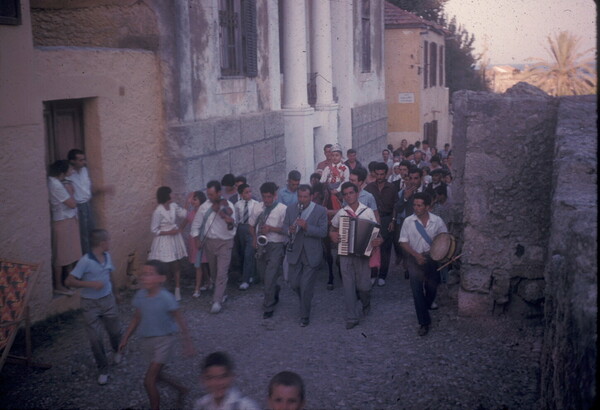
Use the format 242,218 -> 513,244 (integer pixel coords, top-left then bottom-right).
398,93 -> 415,104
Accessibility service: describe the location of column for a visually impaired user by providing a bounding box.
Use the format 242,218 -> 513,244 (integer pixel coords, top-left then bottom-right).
310,0 -> 340,158
282,0 -> 309,109
282,0 -> 314,179
310,0 -> 334,107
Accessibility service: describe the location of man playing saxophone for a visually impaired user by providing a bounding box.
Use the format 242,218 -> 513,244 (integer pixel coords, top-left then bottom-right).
282,185 -> 328,327
250,182 -> 287,319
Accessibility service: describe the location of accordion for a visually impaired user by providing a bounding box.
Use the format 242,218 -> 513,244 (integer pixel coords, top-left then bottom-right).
337,215 -> 380,257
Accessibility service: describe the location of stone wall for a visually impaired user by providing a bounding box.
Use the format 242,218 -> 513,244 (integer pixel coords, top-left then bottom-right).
351,100 -> 389,161
540,95 -> 597,409
31,0 -> 159,50
452,84 -> 558,317
452,85 -> 597,408
165,111 -> 286,196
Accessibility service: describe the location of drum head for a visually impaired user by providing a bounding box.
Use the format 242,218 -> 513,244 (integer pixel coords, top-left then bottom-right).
430,232 -> 455,261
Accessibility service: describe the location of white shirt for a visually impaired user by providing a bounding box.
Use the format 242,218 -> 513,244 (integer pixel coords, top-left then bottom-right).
67,166 -> 92,203
399,212 -> 447,254
193,387 -> 259,410
48,177 -> 78,221
150,203 -> 187,235
320,162 -> 350,187
234,198 -> 260,225
249,202 -> 287,243
331,202 -> 377,228
191,199 -> 237,240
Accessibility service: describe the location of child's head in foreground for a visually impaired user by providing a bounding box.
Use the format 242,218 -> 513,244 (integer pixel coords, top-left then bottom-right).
140,260 -> 167,290
268,371 -> 305,410
201,351 -> 235,403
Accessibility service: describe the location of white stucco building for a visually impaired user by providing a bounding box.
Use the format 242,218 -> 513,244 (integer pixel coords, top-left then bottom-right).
1,0 -> 387,321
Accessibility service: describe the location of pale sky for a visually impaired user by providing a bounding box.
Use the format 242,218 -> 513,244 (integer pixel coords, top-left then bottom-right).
444,0 -> 597,65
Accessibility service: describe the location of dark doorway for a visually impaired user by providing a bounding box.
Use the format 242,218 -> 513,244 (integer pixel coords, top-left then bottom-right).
44,99 -> 85,164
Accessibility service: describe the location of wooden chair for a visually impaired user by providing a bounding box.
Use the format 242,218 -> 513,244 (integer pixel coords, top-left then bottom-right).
0,259 -> 51,371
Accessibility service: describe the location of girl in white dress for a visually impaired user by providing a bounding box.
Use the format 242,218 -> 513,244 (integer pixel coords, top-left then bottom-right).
149,186 -> 187,300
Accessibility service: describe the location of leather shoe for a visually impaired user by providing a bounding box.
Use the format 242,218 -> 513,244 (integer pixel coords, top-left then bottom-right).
263,311 -> 274,319
300,318 -> 309,327
418,325 -> 429,336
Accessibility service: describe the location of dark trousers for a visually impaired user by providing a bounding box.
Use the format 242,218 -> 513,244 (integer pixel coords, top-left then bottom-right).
377,215 -> 393,279
257,242 -> 285,313
77,202 -> 95,254
236,224 -> 256,283
407,255 -> 440,327
289,249 -> 318,319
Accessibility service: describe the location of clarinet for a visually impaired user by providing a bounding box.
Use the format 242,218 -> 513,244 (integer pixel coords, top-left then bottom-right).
286,202 -> 305,252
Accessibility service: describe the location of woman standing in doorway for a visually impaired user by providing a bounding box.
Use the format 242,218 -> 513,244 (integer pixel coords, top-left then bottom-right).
48,160 -> 81,295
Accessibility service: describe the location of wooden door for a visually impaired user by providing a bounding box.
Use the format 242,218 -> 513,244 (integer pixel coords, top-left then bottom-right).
44,99 -> 85,164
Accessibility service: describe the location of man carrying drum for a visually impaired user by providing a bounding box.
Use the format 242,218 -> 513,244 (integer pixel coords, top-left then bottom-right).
399,192 -> 447,336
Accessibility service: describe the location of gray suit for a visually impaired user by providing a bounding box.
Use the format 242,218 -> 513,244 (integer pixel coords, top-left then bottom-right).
283,202 -> 328,320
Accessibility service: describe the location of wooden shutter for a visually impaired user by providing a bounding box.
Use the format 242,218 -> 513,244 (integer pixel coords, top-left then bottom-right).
242,0 -> 258,77
429,120 -> 438,148
423,41 -> 429,89
430,43 -> 437,87
439,45 -> 444,86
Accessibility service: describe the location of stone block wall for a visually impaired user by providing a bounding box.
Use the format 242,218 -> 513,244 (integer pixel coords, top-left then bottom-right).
452,85 -> 597,408
165,111 -> 286,197
540,95 -> 596,409
451,84 -> 558,317
31,0 -> 159,50
351,100 -> 389,161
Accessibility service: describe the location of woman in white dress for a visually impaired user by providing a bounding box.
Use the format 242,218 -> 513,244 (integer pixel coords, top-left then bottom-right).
149,186 -> 187,300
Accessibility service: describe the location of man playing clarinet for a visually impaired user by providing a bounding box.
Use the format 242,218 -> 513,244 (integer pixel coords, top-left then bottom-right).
282,184 -> 328,327
330,182 -> 382,330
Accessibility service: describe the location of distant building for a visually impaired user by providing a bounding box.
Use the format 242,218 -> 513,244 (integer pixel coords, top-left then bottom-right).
1,0 -> 386,321
486,65 -> 523,93
384,1 -> 451,150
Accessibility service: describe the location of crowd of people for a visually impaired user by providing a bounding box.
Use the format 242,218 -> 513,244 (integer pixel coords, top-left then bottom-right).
46,139 -> 455,408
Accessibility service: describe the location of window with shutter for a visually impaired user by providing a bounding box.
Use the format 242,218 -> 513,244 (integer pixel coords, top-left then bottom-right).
0,0 -> 20,25
219,0 -> 257,77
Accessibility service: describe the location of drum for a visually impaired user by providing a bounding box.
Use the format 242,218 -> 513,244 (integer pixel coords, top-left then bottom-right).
429,232 -> 456,263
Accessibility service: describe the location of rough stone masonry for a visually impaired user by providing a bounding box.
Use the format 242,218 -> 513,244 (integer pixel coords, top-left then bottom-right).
450,83 -> 596,409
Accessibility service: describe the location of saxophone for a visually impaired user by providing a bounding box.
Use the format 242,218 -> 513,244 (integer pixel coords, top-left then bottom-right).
286,202 -> 305,252
255,209 -> 268,259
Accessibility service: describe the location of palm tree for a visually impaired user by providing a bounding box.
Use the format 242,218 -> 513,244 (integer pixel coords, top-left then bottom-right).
519,31 -> 596,96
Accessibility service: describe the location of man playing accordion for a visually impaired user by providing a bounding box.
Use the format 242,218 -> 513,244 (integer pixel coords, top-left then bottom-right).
329,182 -> 382,330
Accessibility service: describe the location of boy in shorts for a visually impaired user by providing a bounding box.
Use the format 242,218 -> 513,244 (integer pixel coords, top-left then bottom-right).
194,351 -> 259,410
65,229 -> 122,385
268,371 -> 306,410
119,260 -> 195,409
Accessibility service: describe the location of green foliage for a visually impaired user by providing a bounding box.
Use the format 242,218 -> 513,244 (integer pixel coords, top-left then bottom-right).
518,31 -> 596,96
387,0 -> 447,22
440,15 -> 487,93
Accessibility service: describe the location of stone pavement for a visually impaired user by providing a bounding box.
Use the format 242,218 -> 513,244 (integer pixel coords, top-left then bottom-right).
0,262 -> 542,409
